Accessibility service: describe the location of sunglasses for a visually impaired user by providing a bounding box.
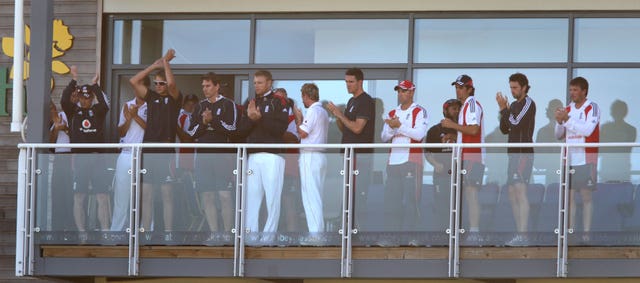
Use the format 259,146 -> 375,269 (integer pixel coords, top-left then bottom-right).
154,81 -> 167,86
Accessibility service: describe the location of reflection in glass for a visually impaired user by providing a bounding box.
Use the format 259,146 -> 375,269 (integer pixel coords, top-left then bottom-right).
36,152 -> 123,245
574,69 -> 640,184
255,19 -> 408,63
575,18 -> 640,62
414,19 -> 568,63
112,20 -> 143,64
163,20 -> 250,64
113,20 -> 250,65
458,152 -> 559,247
535,99 -> 564,185
414,68 -> 566,184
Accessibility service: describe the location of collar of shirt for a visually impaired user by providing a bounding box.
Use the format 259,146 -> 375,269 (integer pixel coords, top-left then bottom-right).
309,101 -> 323,109
396,102 -> 417,112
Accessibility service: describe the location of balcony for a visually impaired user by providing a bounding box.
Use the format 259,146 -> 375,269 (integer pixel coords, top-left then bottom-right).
14,142 -> 640,279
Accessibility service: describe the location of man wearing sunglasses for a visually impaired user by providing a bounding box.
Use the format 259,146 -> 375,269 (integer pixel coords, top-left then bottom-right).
129,49 -> 182,241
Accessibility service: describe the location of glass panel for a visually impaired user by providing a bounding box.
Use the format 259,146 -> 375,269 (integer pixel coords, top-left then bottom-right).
255,19 -> 409,63
414,19 -> 568,63
163,20 -> 250,64
573,69 -> 640,183
112,20 -> 142,64
113,20 -> 250,64
244,151 -> 343,251
353,150 -> 452,247
35,152 -> 122,245
567,147 -> 639,246
138,151 -> 237,246
459,151 -> 560,247
575,18 -> 640,62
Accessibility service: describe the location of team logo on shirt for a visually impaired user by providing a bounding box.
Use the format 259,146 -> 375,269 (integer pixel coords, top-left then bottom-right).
80,119 -> 96,133
88,110 -> 94,117
80,119 -> 98,134
265,105 -> 270,113
216,108 -> 221,116
82,119 -> 91,129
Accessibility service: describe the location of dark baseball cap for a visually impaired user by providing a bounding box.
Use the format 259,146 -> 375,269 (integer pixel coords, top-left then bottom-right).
78,85 -> 93,98
451,74 -> 473,87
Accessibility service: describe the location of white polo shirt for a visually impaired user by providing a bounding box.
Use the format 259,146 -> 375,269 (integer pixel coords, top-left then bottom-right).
299,101 -> 329,152
119,98 -> 148,151
51,111 -> 71,153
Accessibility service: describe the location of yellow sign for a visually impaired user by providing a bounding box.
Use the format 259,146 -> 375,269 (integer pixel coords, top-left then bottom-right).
0,19 -> 74,116
1,19 -> 74,80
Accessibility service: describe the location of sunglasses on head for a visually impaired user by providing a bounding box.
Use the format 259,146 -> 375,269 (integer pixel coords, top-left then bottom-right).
154,81 -> 167,86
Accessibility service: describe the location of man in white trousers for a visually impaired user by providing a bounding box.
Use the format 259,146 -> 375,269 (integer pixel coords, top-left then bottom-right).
295,83 -> 329,242
238,70 -> 289,244
111,85 -> 148,231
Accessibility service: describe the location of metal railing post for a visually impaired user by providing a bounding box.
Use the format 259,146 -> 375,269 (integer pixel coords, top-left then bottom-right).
128,146 -> 141,276
449,145 -> 462,278
26,147 -> 37,275
340,147 -> 354,277
235,147 -> 247,277
15,147 -> 29,276
557,145 -> 571,277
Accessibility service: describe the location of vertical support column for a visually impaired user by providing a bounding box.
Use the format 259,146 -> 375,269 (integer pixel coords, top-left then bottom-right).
10,0 -> 25,131
448,145 -> 462,278
15,148 -> 28,276
27,147 -> 37,275
340,147 -> 354,278
235,147 -> 247,277
128,146 -> 141,276
26,0 -> 53,143
557,145 -> 570,277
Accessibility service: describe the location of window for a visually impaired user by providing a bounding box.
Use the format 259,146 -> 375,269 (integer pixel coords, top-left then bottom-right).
414,19 -> 568,63
255,19 -> 409,63
575,18 -> 640,62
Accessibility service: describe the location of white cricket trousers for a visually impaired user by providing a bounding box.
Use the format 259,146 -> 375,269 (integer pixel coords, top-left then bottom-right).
299,151 -> 326,232
111,150 -> 132,231
245,152 -> 285,233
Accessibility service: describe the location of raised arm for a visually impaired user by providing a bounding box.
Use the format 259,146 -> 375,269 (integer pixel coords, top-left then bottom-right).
162,49 -> 180,101
129,59 -> 163,100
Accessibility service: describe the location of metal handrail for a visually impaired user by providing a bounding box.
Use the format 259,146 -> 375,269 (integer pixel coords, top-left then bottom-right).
17,142 -> 640,149
15,141 -> 640,278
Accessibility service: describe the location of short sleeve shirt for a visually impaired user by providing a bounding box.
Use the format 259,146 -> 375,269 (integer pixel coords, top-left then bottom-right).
143,89 -> 182,144
341,92 -> 375,152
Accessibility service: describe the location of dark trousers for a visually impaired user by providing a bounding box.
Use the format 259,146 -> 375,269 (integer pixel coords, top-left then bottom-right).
384,162 -> 423,231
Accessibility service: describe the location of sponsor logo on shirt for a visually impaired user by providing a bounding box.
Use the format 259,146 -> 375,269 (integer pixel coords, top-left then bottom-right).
80,119 -> 97,133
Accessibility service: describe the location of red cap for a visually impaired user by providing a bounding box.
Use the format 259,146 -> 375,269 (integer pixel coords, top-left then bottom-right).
394,80 -> 416,91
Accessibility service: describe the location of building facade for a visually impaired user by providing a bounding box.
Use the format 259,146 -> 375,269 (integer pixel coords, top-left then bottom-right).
2,0 -> 640,282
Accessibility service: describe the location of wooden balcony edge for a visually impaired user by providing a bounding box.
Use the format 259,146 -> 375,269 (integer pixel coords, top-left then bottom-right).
39,246 -> 640,260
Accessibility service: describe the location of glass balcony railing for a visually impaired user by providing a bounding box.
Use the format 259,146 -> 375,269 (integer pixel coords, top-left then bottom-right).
14,142 -> 640,278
